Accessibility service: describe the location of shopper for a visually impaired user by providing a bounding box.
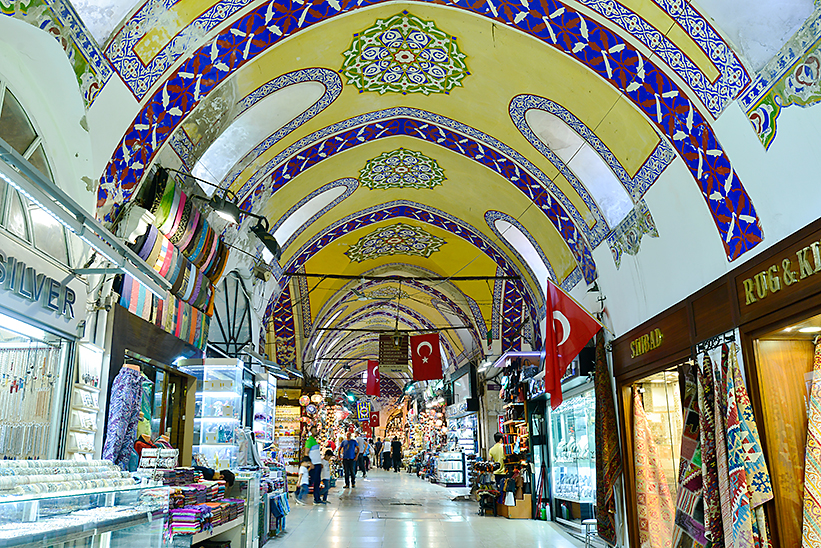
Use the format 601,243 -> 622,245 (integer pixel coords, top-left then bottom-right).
306,425 -> 323,503
489,432 -> 507,491
382,442 -> 392,471
340,432 -> 359,488
374,437 -> 383,468
319,449 -> 333,503
391,436 -> 403,473
365,438 -> 373,471
357,436 -> 370,478
295,456 -> 312,505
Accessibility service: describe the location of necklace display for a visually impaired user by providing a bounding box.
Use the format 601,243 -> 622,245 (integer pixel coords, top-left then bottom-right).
0,344 -> 62,459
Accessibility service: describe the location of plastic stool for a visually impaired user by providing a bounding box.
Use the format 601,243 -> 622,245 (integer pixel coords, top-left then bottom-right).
582,519 -> 597,548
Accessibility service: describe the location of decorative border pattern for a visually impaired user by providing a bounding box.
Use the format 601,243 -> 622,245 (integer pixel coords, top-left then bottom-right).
501,278 -> 524,352
492,265 -> 503,341
271,283 -> 297,366
271,177 -> 359,252
98,0 -> 763,261
738,11 -> 821,150
170,68 -> 342,171
295,265 -> 312,337
510,94 -> 675,201
606,201 -> 659,268
2,0 -> 112,107
233,111 -> 598,282
102,0 -> 747,114
266,200 -> 539,332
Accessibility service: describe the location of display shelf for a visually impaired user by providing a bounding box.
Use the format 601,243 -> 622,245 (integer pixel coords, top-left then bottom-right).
190,515 -> 243,544
71,405 -> 100,413
73,383 -> 100,393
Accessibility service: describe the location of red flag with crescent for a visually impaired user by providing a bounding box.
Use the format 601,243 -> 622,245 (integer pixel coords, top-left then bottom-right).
545,278 -> 602,409
366,360 -> 380,396
411,333 -> 442,381
369,411 -> 379,427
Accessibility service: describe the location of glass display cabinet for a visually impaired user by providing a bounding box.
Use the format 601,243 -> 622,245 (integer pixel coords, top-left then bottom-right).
436,451 -> 466,487
549,388 -> 595,524
180,358 -> 244,469
0,484 -> 169,547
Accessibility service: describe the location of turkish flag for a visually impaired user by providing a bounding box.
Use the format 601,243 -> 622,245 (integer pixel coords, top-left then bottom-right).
411,333 -> 443,381
366,360 -> 380,396
369,411 -> 380,427
545,278 -> 602,409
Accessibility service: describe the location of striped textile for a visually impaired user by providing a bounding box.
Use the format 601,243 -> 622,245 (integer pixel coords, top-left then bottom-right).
804,339 -> 821,547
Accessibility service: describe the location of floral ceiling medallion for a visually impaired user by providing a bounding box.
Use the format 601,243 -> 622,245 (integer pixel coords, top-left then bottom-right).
340,11 -> 469,95
359,148 -> 445,190
346,223 -> 446,262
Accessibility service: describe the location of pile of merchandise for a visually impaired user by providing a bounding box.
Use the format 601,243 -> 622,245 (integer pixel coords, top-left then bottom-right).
0,460 -> 135,495
159,467 -> 203,486
166,469 -> 246,536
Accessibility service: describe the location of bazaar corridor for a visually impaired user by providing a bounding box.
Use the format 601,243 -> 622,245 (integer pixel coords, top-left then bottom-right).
273,468 -> 584,548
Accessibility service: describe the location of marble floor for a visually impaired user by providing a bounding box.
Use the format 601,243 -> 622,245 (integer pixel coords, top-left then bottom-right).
266,468 -> 585,548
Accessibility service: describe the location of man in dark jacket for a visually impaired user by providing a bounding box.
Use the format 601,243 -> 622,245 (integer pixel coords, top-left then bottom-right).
374,438 -> 383,468
390,436 -> 402,473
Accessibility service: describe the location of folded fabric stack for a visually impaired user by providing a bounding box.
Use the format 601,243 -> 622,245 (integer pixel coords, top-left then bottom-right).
168,505 -> 213,535
201,480 -> 226,501
222,499 -> 245,522
203,502 -> 225,525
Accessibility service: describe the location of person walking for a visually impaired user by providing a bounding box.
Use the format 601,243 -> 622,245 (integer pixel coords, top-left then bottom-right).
306,425 -> 323,503
374,437 -> 383,469
340,432 -> 359,488
391,436 -> 403,473
357,436 -> 370,478
382,441 -> 392,471
319,449 -> 333,503
295,456 -> 312,505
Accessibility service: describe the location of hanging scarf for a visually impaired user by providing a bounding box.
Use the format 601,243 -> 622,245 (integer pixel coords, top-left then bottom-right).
804,338 -> 821,547
674,364 -> 707,547
699,353 -> 724,547
594,331 -> 621,546
633,387 -> 675,548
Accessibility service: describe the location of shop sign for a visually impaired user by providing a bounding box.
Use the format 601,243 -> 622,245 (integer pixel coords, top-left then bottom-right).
0,236 -> 85,335
739,238 -> 821,306
630,328 -> 664,358
378,334 -> 408,374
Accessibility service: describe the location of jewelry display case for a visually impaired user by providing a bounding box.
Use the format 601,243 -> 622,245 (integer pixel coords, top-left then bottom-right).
549,387 -> 595,524
180,359 -> 243,469
0,484 -> 169,547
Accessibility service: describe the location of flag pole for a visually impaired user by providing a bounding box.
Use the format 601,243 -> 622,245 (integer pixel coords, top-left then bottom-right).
546,278 -> 614,337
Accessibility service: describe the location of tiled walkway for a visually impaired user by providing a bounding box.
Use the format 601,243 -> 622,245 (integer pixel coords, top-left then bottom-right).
268,468 -> 584,548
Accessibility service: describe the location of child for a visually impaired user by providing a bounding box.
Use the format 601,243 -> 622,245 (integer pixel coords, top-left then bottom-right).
319,449 -> 333,503
295,456 -> 312,505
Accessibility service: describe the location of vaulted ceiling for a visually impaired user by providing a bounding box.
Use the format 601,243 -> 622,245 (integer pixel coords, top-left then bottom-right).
7,0 -> 792,394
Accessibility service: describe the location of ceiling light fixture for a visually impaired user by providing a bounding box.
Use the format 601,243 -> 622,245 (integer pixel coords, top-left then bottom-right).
799,327 -> 821,333
249,216 -> 282,262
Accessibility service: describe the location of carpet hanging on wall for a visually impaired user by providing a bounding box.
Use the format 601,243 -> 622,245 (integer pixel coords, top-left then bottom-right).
633,386 -> 675,548
673,364 -> 707,548
594,331 -> 621,546
803,338 -> 821,547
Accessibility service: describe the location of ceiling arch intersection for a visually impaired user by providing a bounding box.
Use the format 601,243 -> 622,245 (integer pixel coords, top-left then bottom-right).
103,0 -> 747,117
265,200 -> 543,327
234,109 -> 597,281
97,0 -> 763,261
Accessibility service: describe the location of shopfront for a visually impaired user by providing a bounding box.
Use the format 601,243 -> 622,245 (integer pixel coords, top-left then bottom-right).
0,229 -> 86,460
610,218 -> 821,547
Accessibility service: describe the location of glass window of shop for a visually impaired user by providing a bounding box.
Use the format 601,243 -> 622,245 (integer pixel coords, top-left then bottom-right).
0,311 -> 71,459
0,82 -> 72,266
752,312 -> 821,547
550,388 -> 596,523
624,367 -> 683,542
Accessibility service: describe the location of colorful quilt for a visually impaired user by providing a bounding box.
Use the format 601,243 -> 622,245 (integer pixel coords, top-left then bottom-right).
634,387 -> 675,548
674,365 -> 706,547
804,338 -> 821,547
594,331 -> 621,546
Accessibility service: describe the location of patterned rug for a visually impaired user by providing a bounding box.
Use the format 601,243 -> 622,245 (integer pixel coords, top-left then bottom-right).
594,331 -> 621,546
804,338 -> 821,547
674,365 -> 707,547
699,353 -> 725,548
634,387 -> 675,548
